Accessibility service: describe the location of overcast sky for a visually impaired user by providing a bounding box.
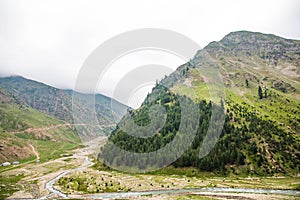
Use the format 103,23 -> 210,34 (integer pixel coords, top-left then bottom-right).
0,0 -> 299,107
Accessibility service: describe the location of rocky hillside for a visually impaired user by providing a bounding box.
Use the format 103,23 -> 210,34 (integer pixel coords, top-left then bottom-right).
99,31 -> 300,175
0,87 -> 81,162
0,76 -> 127,138
0,76 -> 127,162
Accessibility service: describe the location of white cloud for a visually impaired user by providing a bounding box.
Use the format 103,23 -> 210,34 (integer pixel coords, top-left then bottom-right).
0,0 -> 299,105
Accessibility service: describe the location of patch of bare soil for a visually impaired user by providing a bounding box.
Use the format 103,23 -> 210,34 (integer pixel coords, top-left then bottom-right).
281,65 -> 300,78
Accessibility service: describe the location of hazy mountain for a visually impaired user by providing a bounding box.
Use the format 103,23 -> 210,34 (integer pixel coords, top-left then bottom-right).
0,76 -> 127,162
0,87 -> 82,162
100,31 -> 300,175
0,76 -> 128,138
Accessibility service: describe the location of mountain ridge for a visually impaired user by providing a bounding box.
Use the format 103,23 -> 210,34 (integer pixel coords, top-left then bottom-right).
0,76 -> 128,136
0,76 -> 127,162
0,86 -> 81,163
99,31 -> 300,175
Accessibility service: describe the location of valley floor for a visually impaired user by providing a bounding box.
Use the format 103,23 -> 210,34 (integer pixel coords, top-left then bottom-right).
1,136 -> 299,200
1,137 -> 105,199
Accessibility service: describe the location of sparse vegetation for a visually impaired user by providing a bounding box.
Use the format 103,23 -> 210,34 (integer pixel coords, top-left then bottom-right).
59,163 -> 300,195
0,174 -> 24,199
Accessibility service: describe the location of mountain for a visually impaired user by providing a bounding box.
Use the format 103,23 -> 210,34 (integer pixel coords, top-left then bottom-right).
0,76 -> 127,138
99,31 -> 300,175
0,76 -> 127,162
0,87 -> 82,162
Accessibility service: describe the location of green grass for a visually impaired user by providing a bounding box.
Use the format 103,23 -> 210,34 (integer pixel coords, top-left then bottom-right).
0,132 -> 27,148
0,125 -> 82,197
293,183 -> 300,191
31,125 -> 82,162
173,57 -> 300,136
1,125 -> 82,163
33,139 -> 80,162
0,155 -> 37,174
147,166 -> 215,178
0,98 -> 83,163
67,162 -> 300,196
0,104 -> 61,132
58,175 -> 129,194
0,174 -> 24,199
172,81 -> 210,102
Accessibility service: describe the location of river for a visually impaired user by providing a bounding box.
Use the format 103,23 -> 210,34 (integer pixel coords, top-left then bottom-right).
81,187 -> 300,199
40,138 -> 300,199
40,139 -> 96,199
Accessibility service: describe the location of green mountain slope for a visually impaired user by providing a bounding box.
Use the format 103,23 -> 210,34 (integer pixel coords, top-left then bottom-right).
0,76 -> 127,139
170,31 -> 300,135
99,31 -> 300,175
0,88 -> 81,163
0,76 -> 127,162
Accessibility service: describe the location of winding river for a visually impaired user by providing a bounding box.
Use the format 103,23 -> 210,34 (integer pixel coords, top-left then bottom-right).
40,139 -> 300,199
84,187 -> 300,199
41,153 -> 300,199
40,146 -> 95,199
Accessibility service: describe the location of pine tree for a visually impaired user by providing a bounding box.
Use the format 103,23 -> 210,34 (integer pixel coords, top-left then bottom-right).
245,79 -> 249,87
258,86 -> 263,99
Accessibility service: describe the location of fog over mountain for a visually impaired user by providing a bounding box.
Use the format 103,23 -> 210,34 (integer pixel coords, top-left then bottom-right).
0,0 -> 299,107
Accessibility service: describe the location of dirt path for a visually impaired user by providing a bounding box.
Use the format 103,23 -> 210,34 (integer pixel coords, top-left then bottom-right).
6,137 -> 106,199
6,135 -> 299,199
10,123 -> 116,134
29,144 -> 39,160
40,139 -> 97,199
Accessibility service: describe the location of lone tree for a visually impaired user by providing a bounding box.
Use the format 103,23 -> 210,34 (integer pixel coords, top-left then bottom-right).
258,86 -> 263,99
245,79 -> 249,87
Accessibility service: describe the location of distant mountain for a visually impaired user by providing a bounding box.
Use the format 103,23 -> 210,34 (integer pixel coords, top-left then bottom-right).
0,76 -> 128,138
0,87 -> 82,162
100,31 -> 300,175
0,76 -> 127,162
